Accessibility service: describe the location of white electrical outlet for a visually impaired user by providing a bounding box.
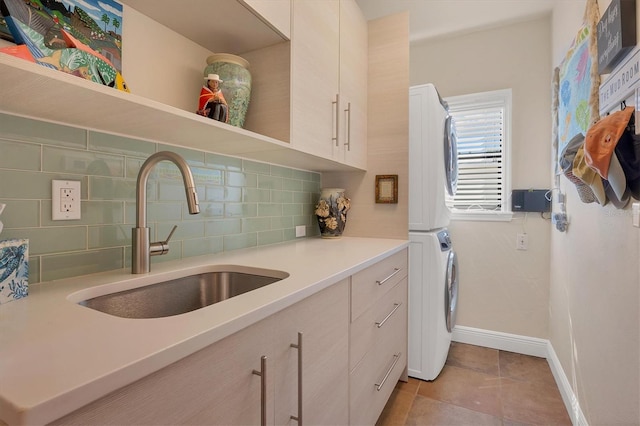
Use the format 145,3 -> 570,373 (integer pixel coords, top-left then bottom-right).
295,225 -> 306,237
516,233 -> 528,250
52,180 -> 81,220
633,202 -> 640,228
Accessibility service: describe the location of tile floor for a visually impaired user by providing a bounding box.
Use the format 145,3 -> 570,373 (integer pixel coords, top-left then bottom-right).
376,342 -> 572,425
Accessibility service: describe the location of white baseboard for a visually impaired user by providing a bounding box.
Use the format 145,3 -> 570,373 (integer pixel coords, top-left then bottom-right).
452,325 -> 548,357
546,341 -> 589,426
452,325 -> 587,425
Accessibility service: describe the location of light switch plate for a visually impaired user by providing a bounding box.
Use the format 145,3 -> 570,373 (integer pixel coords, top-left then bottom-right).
633,202 -> 640,228
52,180 -> 81,220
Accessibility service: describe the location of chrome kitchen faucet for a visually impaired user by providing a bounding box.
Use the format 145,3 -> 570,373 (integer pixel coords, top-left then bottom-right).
132,151 -> 200,274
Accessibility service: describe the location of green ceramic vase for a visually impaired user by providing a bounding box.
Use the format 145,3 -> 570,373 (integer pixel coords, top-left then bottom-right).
204,53 -> 252,128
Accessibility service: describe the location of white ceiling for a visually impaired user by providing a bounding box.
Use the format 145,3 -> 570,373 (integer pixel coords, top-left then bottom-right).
354,0 -> 556,43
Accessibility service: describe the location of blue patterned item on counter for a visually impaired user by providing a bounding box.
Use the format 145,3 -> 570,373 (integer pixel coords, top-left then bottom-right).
0,238 -> 29,305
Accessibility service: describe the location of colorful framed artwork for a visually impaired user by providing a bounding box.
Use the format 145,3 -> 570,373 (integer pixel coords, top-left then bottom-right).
375,175 -> 398,204
1,0 -> 124,72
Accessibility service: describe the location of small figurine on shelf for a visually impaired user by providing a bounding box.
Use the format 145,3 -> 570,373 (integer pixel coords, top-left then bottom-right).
197,73 -> 229,123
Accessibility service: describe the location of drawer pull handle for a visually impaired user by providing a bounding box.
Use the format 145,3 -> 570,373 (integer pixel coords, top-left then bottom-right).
290,332 -> 303,424
376,268 -> 401,285
252,356 -> 267,426
375,353 -> 401,391
375,303 -> 402,328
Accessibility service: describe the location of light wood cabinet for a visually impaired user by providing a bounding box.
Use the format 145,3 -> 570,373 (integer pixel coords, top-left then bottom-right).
273,279 -> 350,425
290,0 -> 341,161
339,0 -> 368,169
53,279 -> 350,426
290,0 -> 367,168
349,248 -> 409,426
51,317 -> 275,425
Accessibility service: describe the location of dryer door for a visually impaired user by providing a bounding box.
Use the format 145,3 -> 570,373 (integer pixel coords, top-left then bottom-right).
444,249 -> 459,332
444,114 -> 458,196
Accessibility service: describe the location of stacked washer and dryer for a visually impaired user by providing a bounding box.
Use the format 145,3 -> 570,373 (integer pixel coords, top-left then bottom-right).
408,83 -> 460,381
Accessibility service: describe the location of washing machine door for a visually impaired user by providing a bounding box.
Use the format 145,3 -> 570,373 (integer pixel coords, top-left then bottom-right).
444,250 -> 459,332
444,114 -> 458,197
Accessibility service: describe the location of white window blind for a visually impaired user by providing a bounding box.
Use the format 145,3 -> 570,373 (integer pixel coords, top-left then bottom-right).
445,89 -> 512,218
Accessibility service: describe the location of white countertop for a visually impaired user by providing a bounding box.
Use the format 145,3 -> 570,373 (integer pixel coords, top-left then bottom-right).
0,237 -> 408,425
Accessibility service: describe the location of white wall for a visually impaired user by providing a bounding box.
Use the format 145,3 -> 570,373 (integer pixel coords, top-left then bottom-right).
550,1 -> 640,424
410,16 -> 552,338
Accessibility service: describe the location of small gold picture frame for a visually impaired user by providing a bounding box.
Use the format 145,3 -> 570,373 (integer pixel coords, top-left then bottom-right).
375,175 -> 398,204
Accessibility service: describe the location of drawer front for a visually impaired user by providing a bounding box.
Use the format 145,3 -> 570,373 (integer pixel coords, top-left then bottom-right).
351,249 -> 408,322
350,278 -> 407,371
349,313 -> 407,426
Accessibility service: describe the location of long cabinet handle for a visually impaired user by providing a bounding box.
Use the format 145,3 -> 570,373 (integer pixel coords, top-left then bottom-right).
252,356 -> 267,426
375,303 -> 402,328
344,102 -> 351,151
290,332 -> 303,424
376,268 -> 401,285
375,353 -> 401,391
332,94 -> 340,146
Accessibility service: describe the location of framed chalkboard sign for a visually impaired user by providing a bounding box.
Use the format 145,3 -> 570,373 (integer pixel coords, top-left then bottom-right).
597,0 -> 636,74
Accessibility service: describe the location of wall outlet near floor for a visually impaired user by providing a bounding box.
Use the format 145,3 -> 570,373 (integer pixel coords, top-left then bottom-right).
52,180 -> 81,220
295,225 -> 306,237
516,233 -> 528,250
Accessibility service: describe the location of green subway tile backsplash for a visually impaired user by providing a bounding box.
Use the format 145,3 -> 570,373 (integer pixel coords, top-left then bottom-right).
157,144 -> 206,165
242,159 -> 271,174
224,232 -> 257,251
0,199 -> 40,228
88,131 -> 156,157
43,146 -> 125,177
0,113 -> 86,148
258,229 -> 284,246
0,139 -> 41,171
205,153 -> 242,170
183,237 -> 224,258
0,112 -> 320,284
206,219 -> 242,236
40,248 -> 124,282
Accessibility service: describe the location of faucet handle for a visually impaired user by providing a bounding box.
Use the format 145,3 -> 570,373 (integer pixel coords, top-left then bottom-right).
150,225 -> 178,257
164,225 -> 178,243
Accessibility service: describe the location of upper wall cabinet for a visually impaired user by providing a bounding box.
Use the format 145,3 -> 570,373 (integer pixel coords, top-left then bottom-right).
0,0 -> 366,172
290,0 -> 341,161
289,0 -> 368,169
339,0 -> 368,169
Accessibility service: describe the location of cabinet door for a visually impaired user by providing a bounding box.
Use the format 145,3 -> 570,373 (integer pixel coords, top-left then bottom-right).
273,279 -> 350,426
52,319 -> 276,426
339,0 -> 368,169
290,0 -> 341,160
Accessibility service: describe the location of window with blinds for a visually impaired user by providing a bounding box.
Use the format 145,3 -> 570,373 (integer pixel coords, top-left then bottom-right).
444,89 -> 512,216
